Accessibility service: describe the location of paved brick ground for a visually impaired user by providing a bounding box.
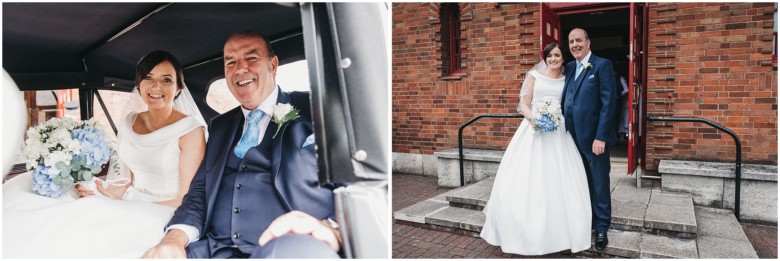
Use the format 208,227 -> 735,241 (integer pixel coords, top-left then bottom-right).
742,223 -> 778,259
392,173 -> 778,259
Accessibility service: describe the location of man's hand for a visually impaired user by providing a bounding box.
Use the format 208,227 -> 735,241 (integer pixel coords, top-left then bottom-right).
141,229 -> 189,259
592,139 -> 606,155
259,211 -> 340,252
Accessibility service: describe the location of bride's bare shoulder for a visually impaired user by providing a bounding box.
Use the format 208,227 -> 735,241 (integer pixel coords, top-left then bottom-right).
170,109 -> 187,122
131,112 -> 148,133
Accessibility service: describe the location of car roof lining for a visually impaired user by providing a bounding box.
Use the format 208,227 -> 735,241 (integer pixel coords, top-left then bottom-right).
3,3 -> 306,93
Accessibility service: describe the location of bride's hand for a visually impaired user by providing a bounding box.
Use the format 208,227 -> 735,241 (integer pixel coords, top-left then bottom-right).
75,183 -> 95,198
94,179 -> 131,200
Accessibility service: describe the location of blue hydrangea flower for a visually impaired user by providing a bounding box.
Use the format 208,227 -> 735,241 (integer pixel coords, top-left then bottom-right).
534,114 -> 557,133
25,122 -> 113,198
72,127 -> 111,166
31,166 -> 65,198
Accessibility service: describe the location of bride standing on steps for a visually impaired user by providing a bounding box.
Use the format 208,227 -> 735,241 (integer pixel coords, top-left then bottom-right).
480,43 -> 592,255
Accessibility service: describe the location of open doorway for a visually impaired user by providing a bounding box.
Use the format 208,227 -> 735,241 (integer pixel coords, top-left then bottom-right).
560,8 -> 631,160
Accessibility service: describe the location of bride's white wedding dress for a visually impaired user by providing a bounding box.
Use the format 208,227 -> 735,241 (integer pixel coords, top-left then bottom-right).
480,70 -> 592,255
3,113 -> 204,258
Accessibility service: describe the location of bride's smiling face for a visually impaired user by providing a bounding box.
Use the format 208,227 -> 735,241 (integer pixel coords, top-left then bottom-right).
545,47 -> 563,71
139,61 -> 180,110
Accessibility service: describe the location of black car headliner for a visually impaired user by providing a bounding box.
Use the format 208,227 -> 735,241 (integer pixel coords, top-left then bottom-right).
3,2 -> 306,99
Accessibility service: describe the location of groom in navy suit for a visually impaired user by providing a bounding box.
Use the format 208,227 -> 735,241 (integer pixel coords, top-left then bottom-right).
143,30 -> 341,258
561,28 -> 617,251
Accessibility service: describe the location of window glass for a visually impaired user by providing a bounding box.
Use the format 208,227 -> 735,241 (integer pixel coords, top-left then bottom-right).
25,89 -> 80,128
92,90 -> 133,143
276,60 -> 310,92
206,79 -> 239,114
15,89 -> 81,166
439,3 -> 461,76
207,60 -> 310,114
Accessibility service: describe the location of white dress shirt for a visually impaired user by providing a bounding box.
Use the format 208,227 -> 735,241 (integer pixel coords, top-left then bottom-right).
576,51 -> 593,78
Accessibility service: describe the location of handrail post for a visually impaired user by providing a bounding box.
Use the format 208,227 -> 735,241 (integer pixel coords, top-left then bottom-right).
458,114 -> 523,187
647,114 -> 742,221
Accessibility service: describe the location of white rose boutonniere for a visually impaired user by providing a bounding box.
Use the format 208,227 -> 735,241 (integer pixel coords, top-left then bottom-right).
271,103 -> 301,138
582,62 -> 593,70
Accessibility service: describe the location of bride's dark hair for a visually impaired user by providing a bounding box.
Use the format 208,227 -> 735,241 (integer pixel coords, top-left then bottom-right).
135,50 -> 185,99
542,43 -> 561,65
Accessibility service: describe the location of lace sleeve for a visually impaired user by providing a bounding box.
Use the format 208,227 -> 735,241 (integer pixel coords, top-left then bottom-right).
517,61 -> 546,114
517,70 -> 537,115
519,72 -> 531,99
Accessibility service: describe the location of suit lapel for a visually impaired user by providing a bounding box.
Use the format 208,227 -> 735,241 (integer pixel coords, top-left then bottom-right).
563,62 -> 575,97
206,108 -> 243,213
271,88 -> 294,211
571,56 -> 593,97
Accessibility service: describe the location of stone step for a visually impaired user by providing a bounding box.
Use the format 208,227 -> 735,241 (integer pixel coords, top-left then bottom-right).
396,202 -> 701,258
444,177 -> 493,210
583,229 -> 699,258
695,206 -> 759,258
441,177 -> 699,237
394,181 -> 491,228
612,179 -> 698,237
659,159 -> 778,224
434,147 -> 635,187
425,206 -> 484,232
637,233 -> 699,258
394,187 -> 757,258
445,175 -> 626,210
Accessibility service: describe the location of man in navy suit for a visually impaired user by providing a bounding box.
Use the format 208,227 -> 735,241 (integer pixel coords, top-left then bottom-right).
561,28 -> 617,251
143,30 -> 340,258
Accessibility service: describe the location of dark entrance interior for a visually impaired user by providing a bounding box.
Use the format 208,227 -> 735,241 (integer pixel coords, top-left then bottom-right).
560,8 -> 630,158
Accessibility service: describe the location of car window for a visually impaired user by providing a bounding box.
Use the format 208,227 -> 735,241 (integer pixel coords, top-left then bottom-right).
92,90 -> 133,143
276,60 -> 310,92
206,60 -> 310,114
24,89 -> 80,126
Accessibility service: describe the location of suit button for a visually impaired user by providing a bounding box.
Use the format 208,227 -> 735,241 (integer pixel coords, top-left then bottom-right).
241,165 -> 248,171
236,184 -> 243,190
213,242 -> 218,248
233,207 -> 240,214
233,233 -> 240,239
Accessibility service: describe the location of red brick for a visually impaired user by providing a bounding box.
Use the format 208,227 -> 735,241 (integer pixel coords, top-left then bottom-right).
394,3 -> 777,170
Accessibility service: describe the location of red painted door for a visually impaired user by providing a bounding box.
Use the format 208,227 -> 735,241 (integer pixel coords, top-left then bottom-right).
627,3 -> 645,175
540,2 -> 561,52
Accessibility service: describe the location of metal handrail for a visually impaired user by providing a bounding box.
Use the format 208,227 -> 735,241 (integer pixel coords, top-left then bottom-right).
458,113 -> 524,186
647,114 -> 743,221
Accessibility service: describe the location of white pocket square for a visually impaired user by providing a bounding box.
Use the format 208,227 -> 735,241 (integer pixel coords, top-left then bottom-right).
302,134 -> 316,147
588,75 -> 595,79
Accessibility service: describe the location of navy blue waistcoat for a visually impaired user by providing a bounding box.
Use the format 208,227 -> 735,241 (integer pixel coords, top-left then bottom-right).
208,120 -> 287,254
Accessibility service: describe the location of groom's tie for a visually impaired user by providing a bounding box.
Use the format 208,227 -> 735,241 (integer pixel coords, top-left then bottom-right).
575,61 -> 583,79
234,109 -> 265,158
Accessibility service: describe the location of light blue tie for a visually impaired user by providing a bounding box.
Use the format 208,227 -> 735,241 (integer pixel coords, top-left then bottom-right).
575,61 -> 583,79
234,109 -> 265,158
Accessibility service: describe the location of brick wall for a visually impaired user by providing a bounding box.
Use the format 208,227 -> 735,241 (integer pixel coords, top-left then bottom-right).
393,2 -> 777,168
646,2 -> 777,169
393,3 -> 538,155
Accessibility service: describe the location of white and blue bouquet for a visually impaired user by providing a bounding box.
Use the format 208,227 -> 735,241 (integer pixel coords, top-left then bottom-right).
23,117 -> 113,198
531,97 -> 563,133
